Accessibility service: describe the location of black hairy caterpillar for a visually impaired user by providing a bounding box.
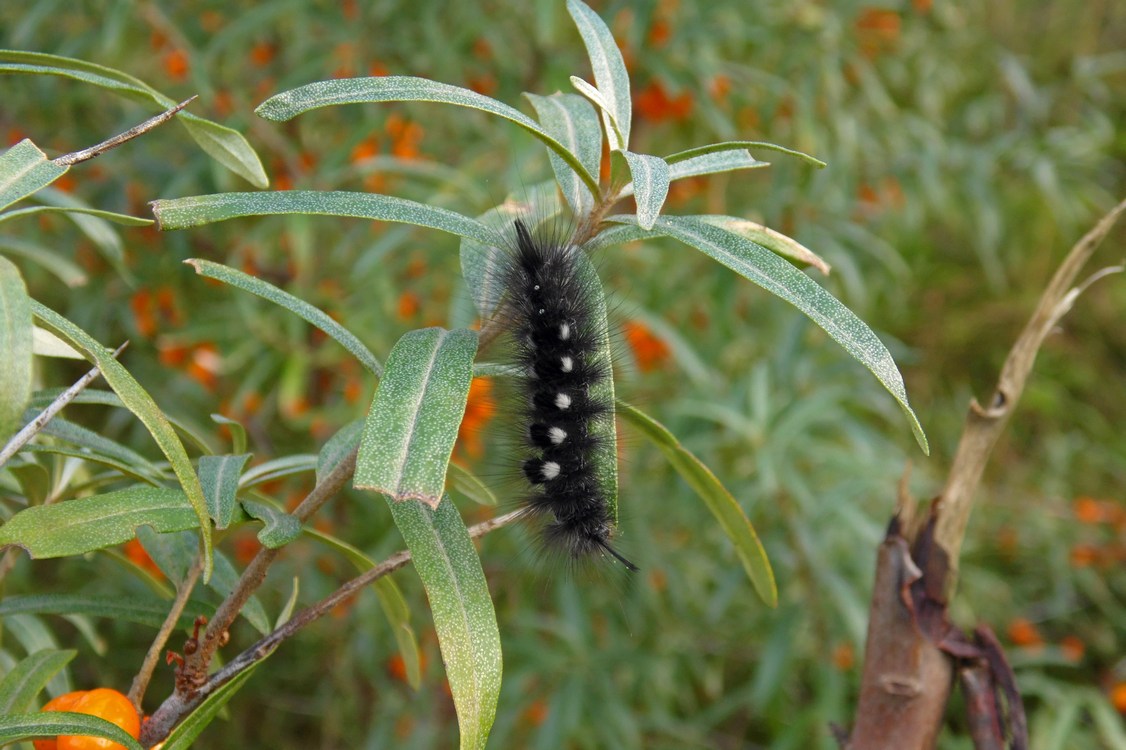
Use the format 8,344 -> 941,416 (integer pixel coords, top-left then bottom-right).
500,219 -> 638,572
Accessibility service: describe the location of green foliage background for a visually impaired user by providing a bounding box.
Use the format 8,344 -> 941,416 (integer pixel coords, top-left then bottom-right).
1,0 -> 1124,747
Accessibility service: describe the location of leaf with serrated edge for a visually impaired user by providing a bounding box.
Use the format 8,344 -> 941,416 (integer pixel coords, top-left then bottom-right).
186,259 -> 382,376
199,454 -> 251,530
0,486 -> 199,558
566,0 -> 631,148
610,215 -> 928,453
0,650 -> 76,714
29,301 -> 214,575
385,495 -> 500,749
620,151 -> 669,230
0,712 -> 143,750
355,328 -> 478,508
0,256 -> 32,440
0,139 -> 66,211
255,77 -> 598,196
525,93 -> 601,217
618,401 -> 777,606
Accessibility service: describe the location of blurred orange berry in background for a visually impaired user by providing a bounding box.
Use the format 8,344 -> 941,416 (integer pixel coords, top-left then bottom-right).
34,688 -> 140,750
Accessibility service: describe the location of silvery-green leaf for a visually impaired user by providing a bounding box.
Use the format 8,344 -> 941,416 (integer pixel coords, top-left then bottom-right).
664,140 -> 826,169
0,139 -> 66,211
698,215 -> 831,274
255,76 -> 598,196
0,594 -> 205,629
525,93 -> 601,217
355,328 -> 478,508
619,151 -> 669,230
0,256 -> 32,441
0,205 -> 152,227
621,150 -> 769,199
240,499 -> 301,548
566,0 -> 631,148
568,76 -> 625,152
198,453 -> 251,530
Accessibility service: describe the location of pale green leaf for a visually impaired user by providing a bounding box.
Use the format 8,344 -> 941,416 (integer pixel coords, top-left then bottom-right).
0,712 -> 143,750
355,328 -> 478,508
185,258 -> 382,376
664,140 -> 826,169
199,453 -> 251,530
568,76 -> 625,151
698,215 -> 831,274
0,255 -> 32,441
237,454 -> 317,488
619,151 -> 669,230
0,594 -> 204,629
0,649 -> 76,714
617,401 -> 777,606
385,495 -> 501,749
0,205 -> 152,227
0,235 -> 88,287
240,499 -> 301,548
621,150 -> 769,198
316,419 -> 363,482
525,93 -> 601,217
447,463 -> 498,506
611,215 -> 929,453
255,76 -> 599,196
566,0 -> 632,148
30,301 -> 215,573
32,325 -> 85,358
0,486 -> 199,559
0,139 -> 66,211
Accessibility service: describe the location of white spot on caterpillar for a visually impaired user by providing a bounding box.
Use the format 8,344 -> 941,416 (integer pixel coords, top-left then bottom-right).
560,356 -> 573,372
555,393 -> 572,410
559,322 -> 571,340
549,426 -> 567,444
541,461 -> 561,480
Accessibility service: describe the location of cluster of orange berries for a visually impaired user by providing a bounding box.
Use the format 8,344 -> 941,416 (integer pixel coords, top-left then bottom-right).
34,688 -> 140,750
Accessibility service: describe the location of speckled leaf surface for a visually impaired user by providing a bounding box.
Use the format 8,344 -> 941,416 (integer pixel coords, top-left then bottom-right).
240,499 -> 301,548
154,191 -> 493,246
186,259 -> 381,376
525,93 -> 601,218
0,649 -> 75,714
664,140 -> 826,169
30,301 -> 215,573
0,486 -> 199,558
199,453 -> 250,530
0,51 -> 267,187
620,151 -> 669,230
385,495 -> 500,750
0,205 -> 152,227
698,215 -> 831,274
611,215 -> 929,453
618,401 -> 777,607
255,76 -> 598,196
0,712 -> 142,750
354,328 -> 478,508
621,150 -> 768,199
0,256 -> 32,441
567,0 -> 631,149
0,139 -> 66,211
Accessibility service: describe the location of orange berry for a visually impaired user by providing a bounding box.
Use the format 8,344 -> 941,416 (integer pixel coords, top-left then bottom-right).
35,688 -> 140,750
1112,681 -> 1126,714
1007,617 -> 1043,648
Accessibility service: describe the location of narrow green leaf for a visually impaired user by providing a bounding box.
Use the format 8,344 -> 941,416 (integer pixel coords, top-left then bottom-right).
30,301 -> 215,574
238,455 -> 317,488
525,93 -> 601,218
185,259 -> 382,376
568,76 -> 625,151
159,664 -> 262,750
239,499 -> 301,548
316,419 -> 363,482
154,191 -> 493,246
211,413 -> 247,455
303,527 -> 422,689
276,577 -> 300,628
199,453 -> 251,530
0,205 -> 152,227
0,649 -> 76,714
0,139 -> 66,211
698,215 -> 831,274
0,712 -> 143,750
566,0 -> 632,149
447,462 -> 498,506
0,486 -> 199,559
255,76 -> 599,196
617,401 -> 777,607
35,416 -> 163,481
0,51 -> 267,187
0,594 -> 204,629
0,235 -> 88,287
32,189 -> 129,276
664,140 -> 826,169
33,325 -> 85,358
611,215 -> 929,453
355,328 -> 478,508
0,256 -> 32,441
619,151 -> 669,230
385,495 -> 501,749
621,150 -> 769,198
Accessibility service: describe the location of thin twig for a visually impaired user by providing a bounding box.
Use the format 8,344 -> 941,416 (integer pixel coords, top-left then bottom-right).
934,198 -> 1126,593
53,98 -> 197,166
0,343 -> 128,468
140,507 -> 523,747
128,549 -> 204,711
